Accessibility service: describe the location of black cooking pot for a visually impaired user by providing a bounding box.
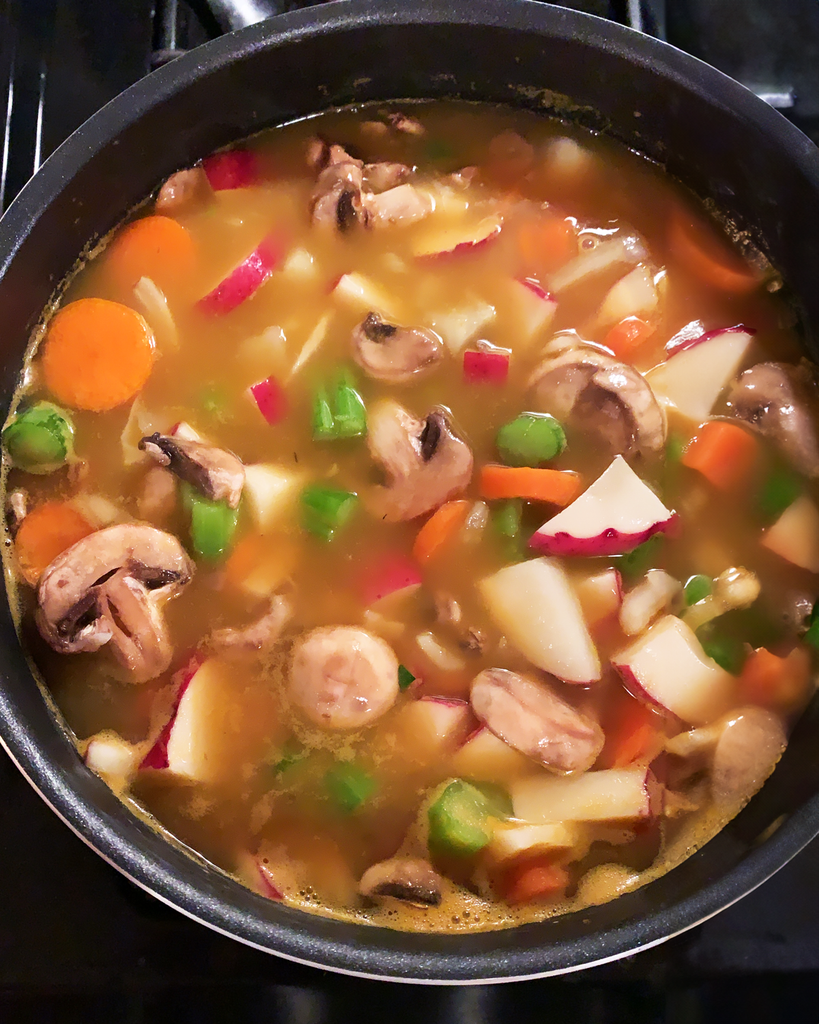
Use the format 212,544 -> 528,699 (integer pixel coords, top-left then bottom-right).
1,0 -> 819,984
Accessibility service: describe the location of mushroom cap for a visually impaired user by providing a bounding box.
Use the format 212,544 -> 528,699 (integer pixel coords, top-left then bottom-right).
359,857 -> 443,907
528,344 -> 666,458
367,400 -> 473,521
139,433 -> 244,509
351,313 -> 444,384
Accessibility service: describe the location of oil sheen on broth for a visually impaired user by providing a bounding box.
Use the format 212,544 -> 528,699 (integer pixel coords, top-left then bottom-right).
3,101 -> 818,933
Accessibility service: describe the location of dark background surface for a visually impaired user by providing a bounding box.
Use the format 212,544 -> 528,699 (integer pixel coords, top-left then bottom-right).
1,1 -> 819,1019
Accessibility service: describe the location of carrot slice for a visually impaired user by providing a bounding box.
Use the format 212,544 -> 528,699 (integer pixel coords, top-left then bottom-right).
668,205 -> 760,294
603,316 -> 656,362
738,646 -> 811,713
105,215 -> 196,291
600,694 -> 664,769
42,298 -> 155,411
224,533 -> 267,589
518,214 -> 576,273
479,464 -> 581,505
15,502 -> 94,586
681,421 -> 759,491
412,500 -> 471,564
503,857 -> 569,905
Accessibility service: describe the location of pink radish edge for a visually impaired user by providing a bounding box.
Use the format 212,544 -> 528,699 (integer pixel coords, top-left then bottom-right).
360,553 -> 423,606
665,323 -> 755,357
140,652 -> 204,770
528,513 -> 679,557
197,234 -> 287,316
249,375 -> 288,425
463,349 -> 510,384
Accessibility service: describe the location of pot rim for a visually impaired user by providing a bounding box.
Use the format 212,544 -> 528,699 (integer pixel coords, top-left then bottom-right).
1,0 -> 819,984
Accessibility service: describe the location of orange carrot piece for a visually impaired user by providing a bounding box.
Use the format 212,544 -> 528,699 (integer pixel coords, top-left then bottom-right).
15,502 -> 94,586
105,215 -> 196,291
42,298 -> 155,412
518,215 -> 576,273
738,646 -> 811,713
603,316 -> 656,362
681,421 -> 759,491
479,464 -> 581,505
224,533 -> 267,589
503,857 -> 569,905
412,500 -> 471,564
601,696 -> 664,769
669,206 -> 760,294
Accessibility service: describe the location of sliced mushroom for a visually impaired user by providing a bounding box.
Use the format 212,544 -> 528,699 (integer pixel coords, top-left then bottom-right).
207,592 -> 292,656
137,465 -> 177,523
288,626 -> 399,730
306,138 -> 362,173
367,400 -> 473,521
359,857 -> 443,907
385,111 -> 425,136
711,706 -> 787,805
155,167 -> 210,213
367,184 -> 434,228
352,313 -> 444,383
363,161 -> 411,193
528,343 -> 666,458
311,157 -> 370,232
5,488 -> 28,538
725,361 -> 819,477
470,668 -> 604,774
36,524 -> 193,683
138,433 -> 244,509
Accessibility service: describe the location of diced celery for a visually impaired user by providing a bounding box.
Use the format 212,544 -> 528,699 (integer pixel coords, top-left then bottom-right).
616,535 -> 664,580
496,413 -> 565,467
427,779 -> 498,857
398,665 -> 416,690
2,401 -> 74,474
325,762 -> 377,813
180,482 -> 239,560
200,385 -> 231,423
300,483 -> 358,541
332,371 -> 367,439
684,574 -> 713,606
757,465 -> 802,524
311,386 -> 336,441
698,630 -> 747,675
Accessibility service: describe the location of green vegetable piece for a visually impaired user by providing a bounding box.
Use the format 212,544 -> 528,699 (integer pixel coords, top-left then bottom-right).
398,665 -> 416,690
311,386 -> 336,441
804,616 -> 819,651
325,762 -> 377,813
617,535 -> 664,580
469,781 -> 514,820
492,499 -> 522,538
699,631 -> 747,676
332,371 -> 367,439
300,483 -> 358,541
200,385 -> 230,423
272,739 -> 306,776
427,779 -> 496,857
180,482 -> 239,561
665,433 -> 686,464
2,401 -> 74,474
684,574 -> 713,606
757,465 -> 802,524
496,413 -> 566,467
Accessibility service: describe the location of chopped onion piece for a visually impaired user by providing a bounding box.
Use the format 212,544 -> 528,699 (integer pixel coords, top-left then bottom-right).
415,631 -> 466,671
549,234 -> 647,294
134,276 -> 178,349
289,313 -> 332,379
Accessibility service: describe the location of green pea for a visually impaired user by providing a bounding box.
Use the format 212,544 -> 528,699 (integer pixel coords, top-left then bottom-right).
496,413 -> 566,467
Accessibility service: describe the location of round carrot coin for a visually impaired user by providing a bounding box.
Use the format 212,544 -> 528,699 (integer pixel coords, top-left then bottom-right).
104,214 -> 196,291
15,502 -> 94,586
42,298 -> 155,411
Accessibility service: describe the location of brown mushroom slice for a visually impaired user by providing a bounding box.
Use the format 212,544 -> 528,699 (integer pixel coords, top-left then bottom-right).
367,400 -> 473,521
155,167 -> 210,213
367,184 -> 434,228
36,524 -> 194,683
306,138 -> 362,173
288,626 -> 399,730
359,857 -> 443,907
528,344 -> 666,457
139,433 -> 244,509
385,111 -> 426,136
207,592 -> 292,656
363,161 -> 411,193
352,313 -> 444,383
725,361 -> 819,477
711,706 -> 787,805
470,668 -> 604,774
310,158 -> 370,232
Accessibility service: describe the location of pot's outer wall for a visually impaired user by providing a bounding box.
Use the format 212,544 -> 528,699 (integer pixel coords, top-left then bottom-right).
1,0 -> 819,984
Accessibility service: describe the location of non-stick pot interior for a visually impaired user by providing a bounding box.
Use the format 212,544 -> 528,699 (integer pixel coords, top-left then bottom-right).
1,0 -> 819,982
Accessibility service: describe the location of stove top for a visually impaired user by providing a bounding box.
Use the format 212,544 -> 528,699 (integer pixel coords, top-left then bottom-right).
1,0 -> 818,1016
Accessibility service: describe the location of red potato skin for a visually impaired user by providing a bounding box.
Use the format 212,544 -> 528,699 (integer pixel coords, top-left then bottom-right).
197,234 -> 286,316
139,652 -> 204,770
418,219 -> 502,261
528,513 -> 679,557
518,277 -> 555,302
249,375 -> 289,425
463,349 -> 510,384
665,324 -> 755,357
359,553 -> 422,605
202,149 -> 259,191
255,858 -> 284,901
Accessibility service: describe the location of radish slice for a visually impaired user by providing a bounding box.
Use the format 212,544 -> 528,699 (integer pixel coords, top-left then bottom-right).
574,568 -> 623,625
236,850 -> 284,901
761,494 -> 819,572
416,632 -> 466,672
597,264 -> 658,328
413,214 -> 502,259
488,821 -> 585,862
512,767 -> 662,823
202,149 -> 259,190
666,323 -> 754,358
508,277 -> 558,345
480,557 -> 601,683
450,724 -> 532,783
360,553 -> 422,606
463,348 -> 509,384
249,374 -> 288,425
430,298 -> 496,354
549,234 -> 646,294
619,569 -> 682,636
140,653 -> 204,770
530,456 -> 677,557
243,463 -> 302,531
646,326 -> 755,423
612,614 -> 735,725
389,696 -> 475,764
197,234 -> 286,316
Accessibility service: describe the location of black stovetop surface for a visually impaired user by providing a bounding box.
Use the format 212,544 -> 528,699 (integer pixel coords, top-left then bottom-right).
1,1 -> 819,1018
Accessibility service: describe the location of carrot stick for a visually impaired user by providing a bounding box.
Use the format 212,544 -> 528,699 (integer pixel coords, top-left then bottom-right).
224,533 -> 267,589
105,215 -> 197,291
681,421 -> 759,491
503,857 -> 569,905
479,464 -> 581,505
738,646 -> 811,712
600,695 -> 664,769
518,215 -> 576,273
603,316 -> 656,362
42,298 -> 155,412
669,205 -> 760,294
15,502 -> 94,585
412,500 -> 471,564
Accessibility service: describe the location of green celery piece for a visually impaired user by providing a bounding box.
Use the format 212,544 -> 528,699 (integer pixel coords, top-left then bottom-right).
300,483 -> 358,541
311,386 -> 336,441
757,465 -> 802,524
2,401 -> 74,474
332,371 -> 367,439
496,413 -> 566,467
665,433 -> 686,464
325,763 -> 377,813
469,781 -> 513,820
492,499 -> 522,538
684,574 -> 713,606
398,665 -> 416,691
272,739 -> 306,776
698,630 -> 747,676
200,385 -> 231,423
617,535 -> 664,580
427,779 -> 494,857
180,482 -> 239,561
